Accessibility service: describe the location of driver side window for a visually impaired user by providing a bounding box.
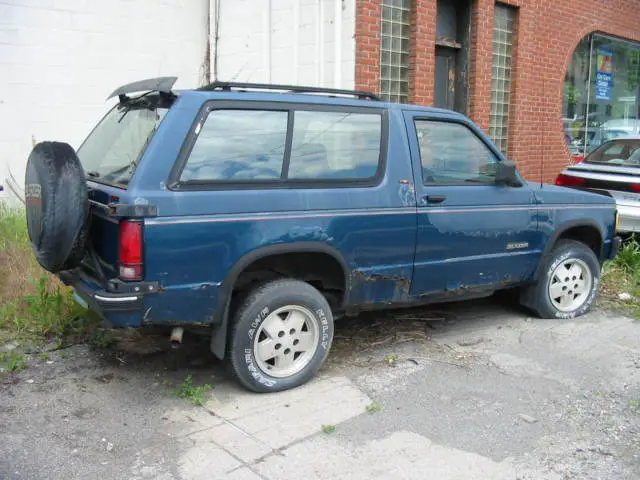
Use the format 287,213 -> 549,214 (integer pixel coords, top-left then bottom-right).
415,120 -> 499,185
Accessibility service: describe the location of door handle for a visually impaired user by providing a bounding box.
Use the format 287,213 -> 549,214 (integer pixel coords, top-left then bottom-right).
424,195 -> 446,204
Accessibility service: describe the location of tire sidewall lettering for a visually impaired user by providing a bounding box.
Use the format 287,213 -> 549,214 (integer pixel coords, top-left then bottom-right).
247,307 -> 269,342
244,306 -> 277,387
243,347 -> 277,388
316,308 -> 330,350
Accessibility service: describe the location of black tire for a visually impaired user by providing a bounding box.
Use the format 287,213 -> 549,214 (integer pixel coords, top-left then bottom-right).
227,279 -> 334,393
24,141 -> 89,273
520,240 -> 600,319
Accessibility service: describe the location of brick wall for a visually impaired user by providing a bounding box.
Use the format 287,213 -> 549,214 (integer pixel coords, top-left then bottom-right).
0,0 -> 208,198
355,0 -> 640,183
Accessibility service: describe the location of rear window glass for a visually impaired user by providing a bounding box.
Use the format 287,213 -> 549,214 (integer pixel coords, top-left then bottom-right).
77,97 -> 169,187
584,139 -> 640,166
288,111 -> 382,180
181,110 -> 288,182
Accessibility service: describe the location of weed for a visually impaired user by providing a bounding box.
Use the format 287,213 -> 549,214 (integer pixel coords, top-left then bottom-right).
1,206 -> 97,349
39,352 -> 50,361
612,239 -> 640,277
90,329 -> 116,349
172,375 -> 212,406
384,353 -> 398,366
321,424 -> 336,434
0,273 -> 97,348
601,238 -> 640,318
0,351 -> 26,372
366,402 -> 382,414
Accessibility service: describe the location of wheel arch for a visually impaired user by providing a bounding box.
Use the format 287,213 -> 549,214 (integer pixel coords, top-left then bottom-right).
210,242 -> 350,359
534,219 -> 605,280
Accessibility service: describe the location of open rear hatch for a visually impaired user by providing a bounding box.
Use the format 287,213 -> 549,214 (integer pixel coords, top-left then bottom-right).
74,78 -> 176,284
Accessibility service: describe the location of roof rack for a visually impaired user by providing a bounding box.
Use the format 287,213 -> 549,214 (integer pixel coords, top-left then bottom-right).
197,81 -> 380,101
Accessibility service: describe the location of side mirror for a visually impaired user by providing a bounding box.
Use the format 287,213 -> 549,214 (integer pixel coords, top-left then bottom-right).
495,160 -> 521,187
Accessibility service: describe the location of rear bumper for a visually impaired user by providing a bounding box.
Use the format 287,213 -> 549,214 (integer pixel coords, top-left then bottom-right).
59,270 -> 157,327
614,202 -> 640,233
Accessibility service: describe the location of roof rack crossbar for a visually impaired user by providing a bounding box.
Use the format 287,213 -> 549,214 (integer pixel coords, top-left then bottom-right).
197,81 -> 380,101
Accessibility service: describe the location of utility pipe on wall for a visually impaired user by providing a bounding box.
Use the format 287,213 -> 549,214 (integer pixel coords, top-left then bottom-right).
334,0 -> 342,88
264,0 -> 272,83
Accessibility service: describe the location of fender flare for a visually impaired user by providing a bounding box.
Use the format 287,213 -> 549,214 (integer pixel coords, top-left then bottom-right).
210,242 -> 350,359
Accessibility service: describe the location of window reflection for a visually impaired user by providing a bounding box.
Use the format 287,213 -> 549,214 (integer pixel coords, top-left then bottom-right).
564,34 -> 640,161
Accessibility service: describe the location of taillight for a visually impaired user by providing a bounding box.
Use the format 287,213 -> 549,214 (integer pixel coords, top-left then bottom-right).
631,184 -> 640,193
555,173 -> 586,187
118,220 -> 143,281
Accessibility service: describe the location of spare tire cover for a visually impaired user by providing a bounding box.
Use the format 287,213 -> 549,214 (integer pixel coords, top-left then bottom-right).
25,141 -> 89,273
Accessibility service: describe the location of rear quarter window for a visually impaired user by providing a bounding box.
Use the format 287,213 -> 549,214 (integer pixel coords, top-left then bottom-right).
180,110 -> 288,181
179,106 -> 383,185
288,111 -> 381,180
585,139 -> 640,166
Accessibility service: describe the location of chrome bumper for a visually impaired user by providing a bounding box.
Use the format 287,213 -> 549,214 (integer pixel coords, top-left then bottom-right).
616,202 -> 640,233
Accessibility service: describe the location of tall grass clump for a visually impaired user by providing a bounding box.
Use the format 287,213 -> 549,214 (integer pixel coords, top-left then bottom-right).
0,205 -> 95,348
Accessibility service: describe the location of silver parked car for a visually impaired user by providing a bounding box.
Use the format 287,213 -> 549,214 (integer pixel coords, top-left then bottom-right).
556,135 -> 640,233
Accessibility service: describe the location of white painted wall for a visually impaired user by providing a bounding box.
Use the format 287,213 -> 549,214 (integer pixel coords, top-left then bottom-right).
213,0 -> 356,89
0,0 -> 209,199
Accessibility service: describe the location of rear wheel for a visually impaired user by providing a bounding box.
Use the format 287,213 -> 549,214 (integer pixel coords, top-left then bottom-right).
227,279 -> 334,393
521,240 -> 600,319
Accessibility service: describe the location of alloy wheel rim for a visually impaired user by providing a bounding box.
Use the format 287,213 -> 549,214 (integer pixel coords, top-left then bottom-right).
253,305 -> 320,378
548,258 -> 592,312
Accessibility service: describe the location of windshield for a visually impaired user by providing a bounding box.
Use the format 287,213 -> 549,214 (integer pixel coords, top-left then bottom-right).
584,139 -> 640,167
77,94 -> 171,187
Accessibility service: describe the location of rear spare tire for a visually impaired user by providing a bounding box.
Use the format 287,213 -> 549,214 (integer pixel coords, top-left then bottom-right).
25,141 -> 89,273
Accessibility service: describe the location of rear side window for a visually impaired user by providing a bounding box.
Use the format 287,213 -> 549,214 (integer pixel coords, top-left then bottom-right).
584,139 -> 640,166
179,106 -> 383,184
181,110 -> 288,181
288,111 -> 382,180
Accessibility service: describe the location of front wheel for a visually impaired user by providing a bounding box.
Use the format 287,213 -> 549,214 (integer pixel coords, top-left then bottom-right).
521,240 -> 601,319
227,279 -> 334,393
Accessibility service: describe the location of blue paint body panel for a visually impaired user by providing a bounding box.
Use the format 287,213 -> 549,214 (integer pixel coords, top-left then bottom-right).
65,88 -> 618,333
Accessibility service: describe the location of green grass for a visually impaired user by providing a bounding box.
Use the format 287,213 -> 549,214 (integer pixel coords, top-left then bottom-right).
602,237 -> 640,317
0,203 -> 29,251
0,350 -> 26,372
0,206 -> 98,351
172,375 -> 212,406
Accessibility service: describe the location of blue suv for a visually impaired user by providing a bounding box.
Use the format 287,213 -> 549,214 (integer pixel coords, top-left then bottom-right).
24,78 -> 621,392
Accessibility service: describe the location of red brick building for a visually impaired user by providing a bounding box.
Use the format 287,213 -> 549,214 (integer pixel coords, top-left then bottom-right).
354,0 -> 640,182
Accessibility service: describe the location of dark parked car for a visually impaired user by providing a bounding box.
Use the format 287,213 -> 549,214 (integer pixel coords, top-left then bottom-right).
24,78 -> 620,392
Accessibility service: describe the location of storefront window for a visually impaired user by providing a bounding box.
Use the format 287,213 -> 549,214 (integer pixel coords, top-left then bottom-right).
564,33 -> 640,160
